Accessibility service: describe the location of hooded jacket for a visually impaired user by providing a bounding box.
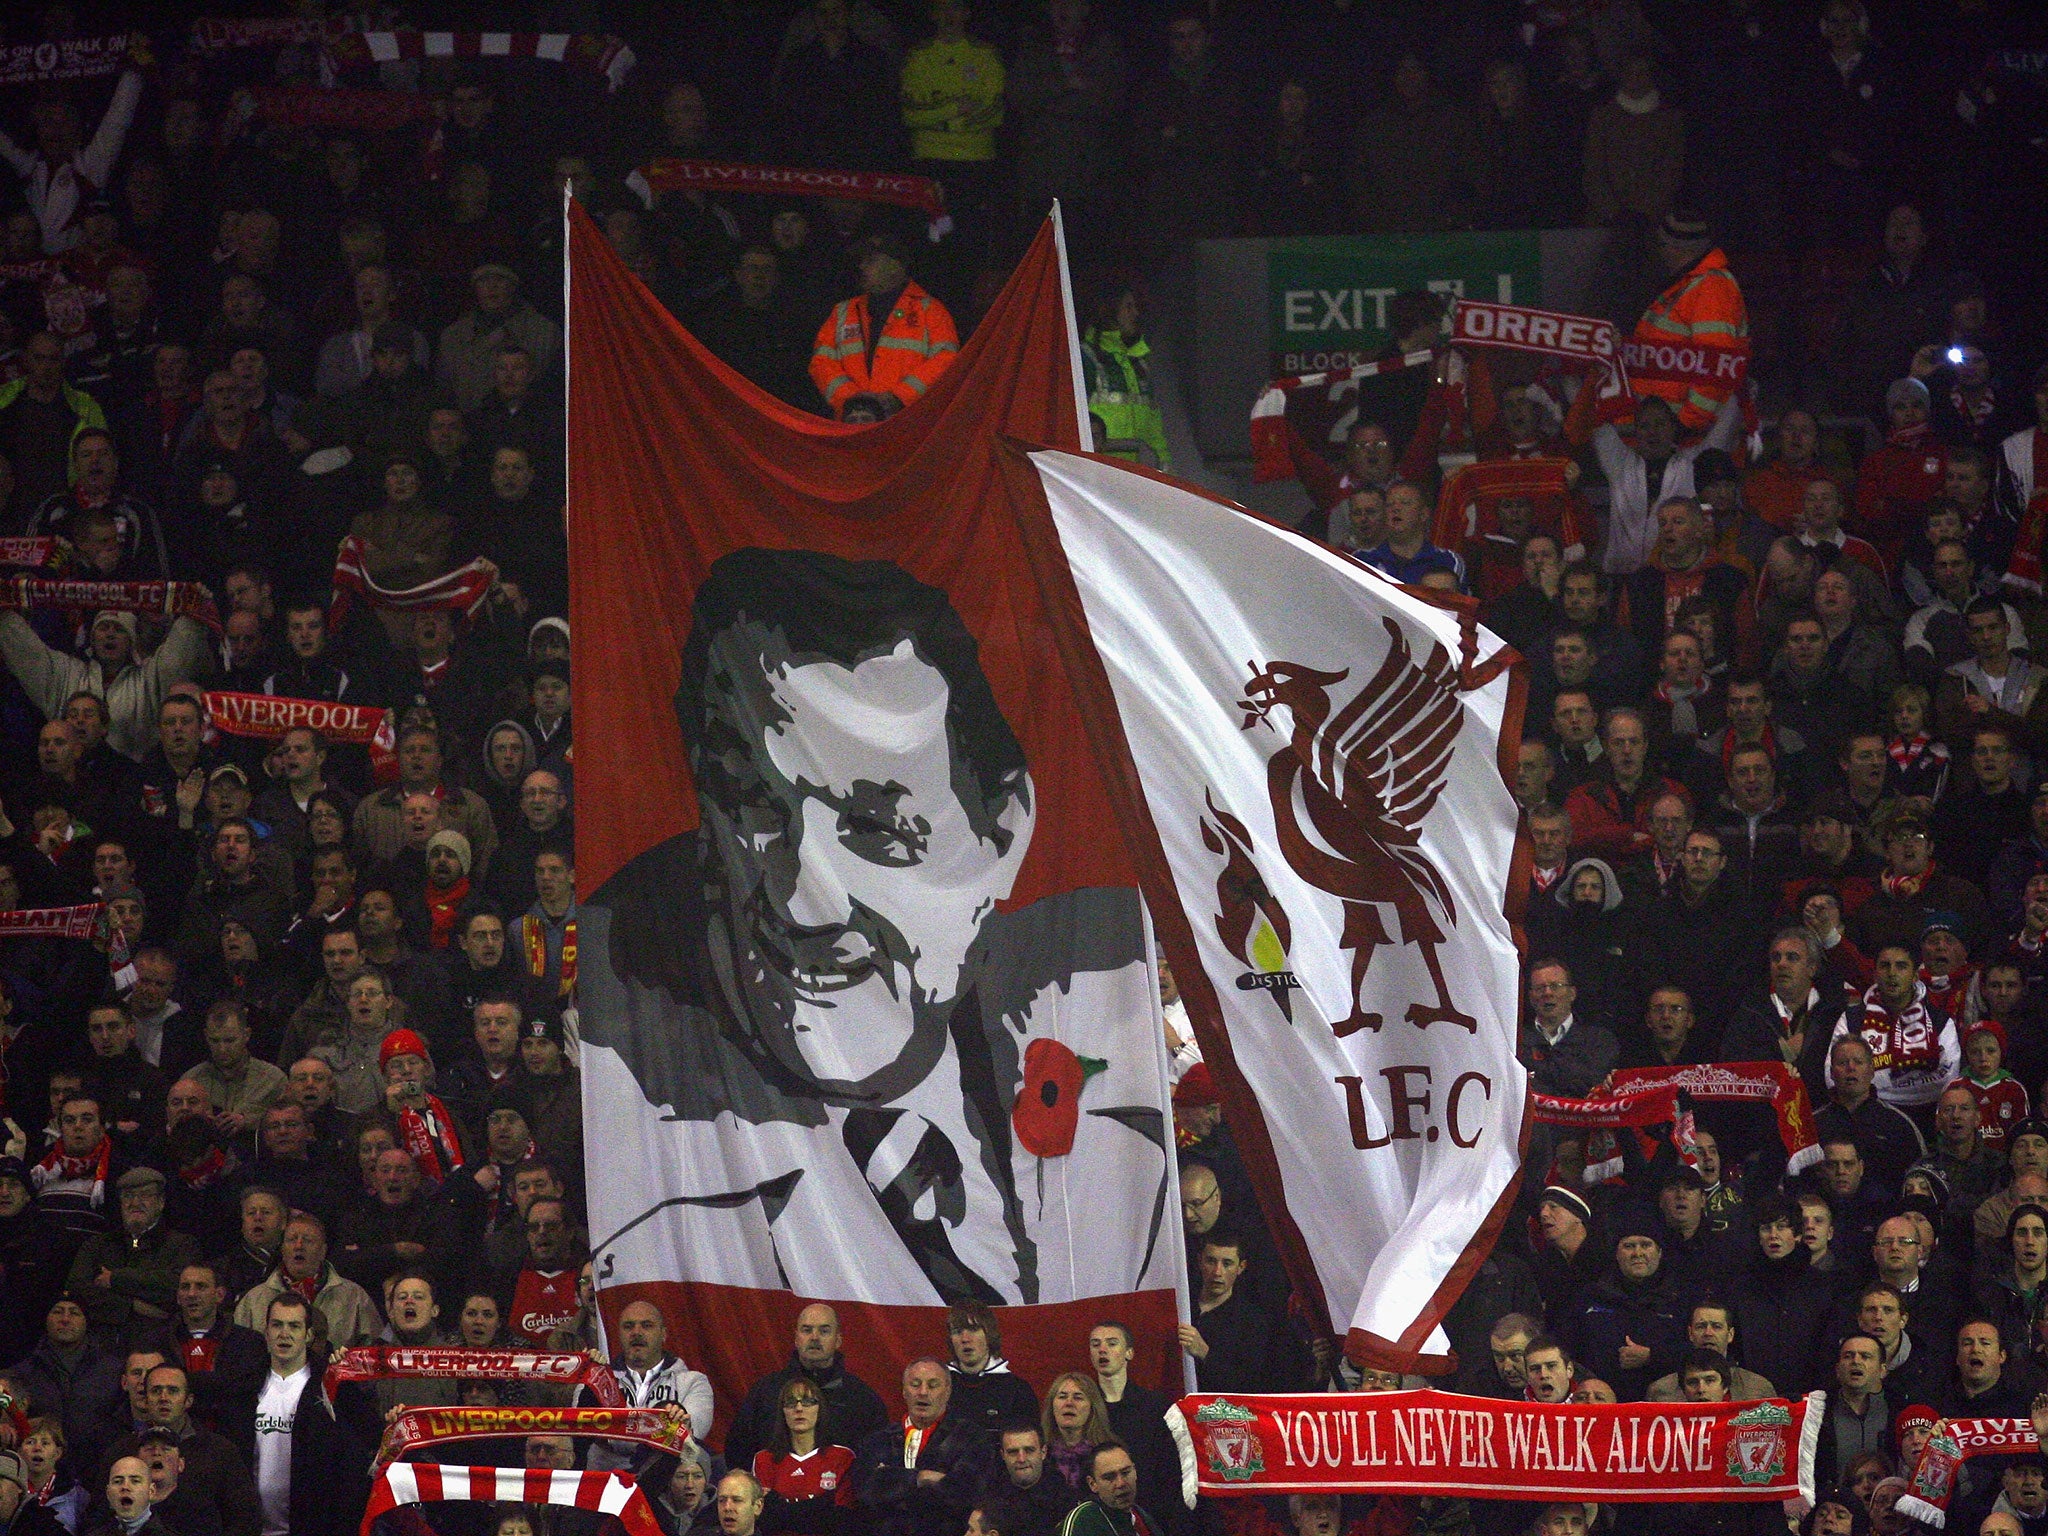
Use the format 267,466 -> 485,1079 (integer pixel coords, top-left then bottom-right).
945,1357 -> 1041,1437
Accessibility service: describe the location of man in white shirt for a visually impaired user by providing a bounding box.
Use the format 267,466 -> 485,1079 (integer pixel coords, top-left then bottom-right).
251,1294 -> 311,1536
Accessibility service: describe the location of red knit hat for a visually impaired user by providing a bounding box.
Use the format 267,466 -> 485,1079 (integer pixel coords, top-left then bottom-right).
379,1028 -> 431,1071
1173,1062 -> 1218,1106
1965,1018 -> 2008,1053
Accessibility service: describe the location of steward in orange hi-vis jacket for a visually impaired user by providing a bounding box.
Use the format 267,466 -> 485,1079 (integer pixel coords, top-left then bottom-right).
809,230 -> 959,417
1626,209 -> 1750,439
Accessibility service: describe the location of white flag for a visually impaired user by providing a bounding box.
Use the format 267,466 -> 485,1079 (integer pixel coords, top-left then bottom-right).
1019,447 -> 1529,1366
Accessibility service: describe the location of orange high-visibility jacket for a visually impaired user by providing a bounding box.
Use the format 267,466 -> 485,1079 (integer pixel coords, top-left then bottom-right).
1628,248 -> 1750,436
809,283 -> 960,416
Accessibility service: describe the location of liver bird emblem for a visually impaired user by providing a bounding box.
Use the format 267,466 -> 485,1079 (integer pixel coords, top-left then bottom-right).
1237,616 -> 1475,1036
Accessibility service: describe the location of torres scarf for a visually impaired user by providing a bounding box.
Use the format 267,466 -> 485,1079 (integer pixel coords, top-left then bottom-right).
1850,981 -> 1942,1070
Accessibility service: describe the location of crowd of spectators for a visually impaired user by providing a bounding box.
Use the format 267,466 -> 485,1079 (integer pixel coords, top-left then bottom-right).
0,3 -> 2046,1536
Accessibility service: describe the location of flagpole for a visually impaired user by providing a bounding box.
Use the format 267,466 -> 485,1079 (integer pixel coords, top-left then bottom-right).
1049,201 -> 1095,454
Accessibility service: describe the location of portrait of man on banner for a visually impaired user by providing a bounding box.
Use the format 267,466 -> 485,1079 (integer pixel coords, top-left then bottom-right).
583,547 -> 1175,1309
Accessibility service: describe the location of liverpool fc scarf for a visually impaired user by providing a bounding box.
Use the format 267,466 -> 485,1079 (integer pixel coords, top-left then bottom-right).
203,690 -> 399,780
1899,1417 -> 2040,1527
324,1346 -> 623,1406
396,1095 -> 465,1184
1850,982 -> 1942,1070
0,576 -> 221,633
374,1404 -> 689,1473
0,904 -> 102,940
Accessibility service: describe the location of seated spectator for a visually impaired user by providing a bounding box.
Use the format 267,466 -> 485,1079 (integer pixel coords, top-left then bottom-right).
724,1304 -> 889,1475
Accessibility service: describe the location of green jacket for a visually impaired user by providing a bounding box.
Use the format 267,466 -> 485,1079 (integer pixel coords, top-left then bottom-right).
1082,327 -> 1167,469
0,375 -> 106,440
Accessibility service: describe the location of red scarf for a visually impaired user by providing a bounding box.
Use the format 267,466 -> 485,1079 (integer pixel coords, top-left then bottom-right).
1888,421 -> 1933,449
33,1135 -> 109,1201
291,1272 -> 323,1303
1721,724 -> 1777,776
425,877 -> 469,949
1920,962 -> 1974,1020
398,1095 -> 465,1183
1881,861 -> 1936,899
177,1145 -> 231,1189
1852,982 -> 1942,1070
1888,733 -> 1947,773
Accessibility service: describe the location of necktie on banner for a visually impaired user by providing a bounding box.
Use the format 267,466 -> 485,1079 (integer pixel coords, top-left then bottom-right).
1180,1390 -> 1823,1503
1899,1418 -> 2041,1527
633,160 -> 950,238
323,1347 -> 623,1407
323,31 -> 636,91
0,576 -> 221,634
202,690 -> 398,781
328,537 -> 495,632
1002,446 -> 1527,1371
364,1465 -> 661,1536
0,35 -> 134,87
372,1404 -> 688,1473
0,905 -> 103,940
566,197 -> 1171,1426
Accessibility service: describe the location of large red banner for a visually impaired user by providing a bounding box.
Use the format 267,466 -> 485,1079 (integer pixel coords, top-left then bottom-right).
566,201 -> 1184,1435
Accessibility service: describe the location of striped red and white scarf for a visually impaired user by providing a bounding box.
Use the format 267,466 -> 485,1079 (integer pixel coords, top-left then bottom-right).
329,536 -> 495,631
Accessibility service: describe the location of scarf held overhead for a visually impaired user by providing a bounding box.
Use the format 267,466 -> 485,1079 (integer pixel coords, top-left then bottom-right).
328,537 -> 495,632
0,576 -> 221,634
1180,1389 -> 1822,1501
323,1347 -> 623,1406
373,1404 -> 689,1473
365,1465 -> 661,1536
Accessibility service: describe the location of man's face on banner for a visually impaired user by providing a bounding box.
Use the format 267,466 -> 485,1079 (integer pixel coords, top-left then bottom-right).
695,621 -> 1035,1101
